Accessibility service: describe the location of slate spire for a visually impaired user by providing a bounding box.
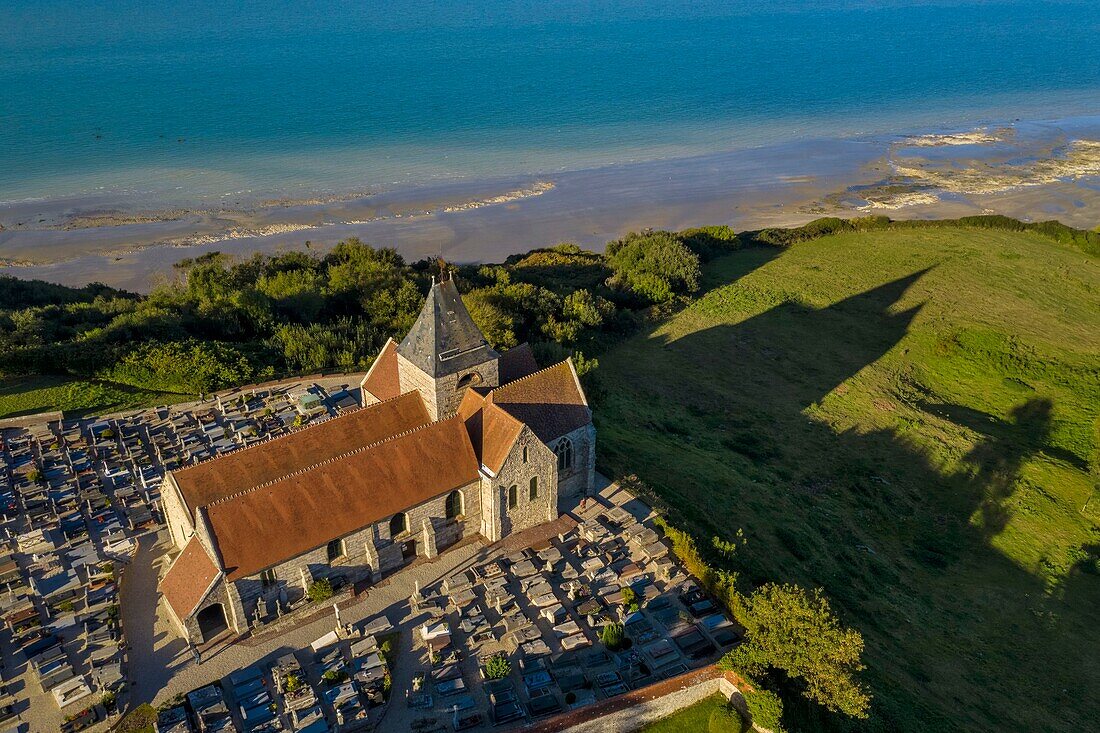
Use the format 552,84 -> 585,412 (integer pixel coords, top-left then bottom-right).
397,275 -> 499,378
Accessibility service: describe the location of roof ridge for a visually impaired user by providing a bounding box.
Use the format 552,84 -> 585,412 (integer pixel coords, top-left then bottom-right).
174,391 -> 416,477
489,358 -> 572,398
204,416 -> 461,508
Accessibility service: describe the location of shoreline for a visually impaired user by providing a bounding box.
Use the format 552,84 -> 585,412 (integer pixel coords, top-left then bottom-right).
2,116 -> 1099,291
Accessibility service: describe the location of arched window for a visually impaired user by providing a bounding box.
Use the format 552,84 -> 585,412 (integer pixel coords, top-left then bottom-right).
327,538 -> 346,563
522,445 -> 528,463
456,372 -> 483,389
389,512 -> 408,538
508,485 -> 517,509
529,476 -> 538,500
555,437 -> 574,471
446,490 -> 464,519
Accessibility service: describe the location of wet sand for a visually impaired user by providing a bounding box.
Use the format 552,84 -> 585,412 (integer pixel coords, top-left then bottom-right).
2,118 -> 1099,291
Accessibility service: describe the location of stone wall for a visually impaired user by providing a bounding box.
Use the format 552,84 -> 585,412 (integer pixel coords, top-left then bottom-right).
552,422 -> 596,501
527,666 -> 728,733
396,352 -> 441,419
489,425 -> 557,541
395,351 -> 500,420
161,474 -> 194,551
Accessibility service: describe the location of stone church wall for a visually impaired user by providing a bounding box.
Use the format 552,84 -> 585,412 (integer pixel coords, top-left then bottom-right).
491,426 -> 558,540
161,474 -> 195,551
395,350 -> 500,420
553,423 -> 597,501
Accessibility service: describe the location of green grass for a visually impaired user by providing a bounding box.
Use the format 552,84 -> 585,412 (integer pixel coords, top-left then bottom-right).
595,227 -> 1100,732
642,694 -> 742,733
0,375 -> 193,419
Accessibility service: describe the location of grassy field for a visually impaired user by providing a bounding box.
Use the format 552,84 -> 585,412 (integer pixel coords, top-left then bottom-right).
595,228 -> 1100,732
641,694 -> 741,733
0,375 -> 193,420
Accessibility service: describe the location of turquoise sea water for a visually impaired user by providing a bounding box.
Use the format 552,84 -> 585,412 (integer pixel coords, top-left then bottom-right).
1,0 -> 1098,205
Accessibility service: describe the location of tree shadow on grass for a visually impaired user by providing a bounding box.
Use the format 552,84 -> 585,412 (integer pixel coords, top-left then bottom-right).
597,263 -> 1100,732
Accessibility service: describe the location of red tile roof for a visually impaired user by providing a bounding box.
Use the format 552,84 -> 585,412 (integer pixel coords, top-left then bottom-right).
458,358 -> 589,469
462,402 -> 524,473
172,392 -> 430,516
361,338 -> 401,403
486,360 -> 590,443
498,343 -> 540,384
205,417 -> 480,580
159,538 -> 220,620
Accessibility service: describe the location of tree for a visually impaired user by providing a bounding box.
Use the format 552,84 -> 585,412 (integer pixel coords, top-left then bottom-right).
720,583 -> 869,719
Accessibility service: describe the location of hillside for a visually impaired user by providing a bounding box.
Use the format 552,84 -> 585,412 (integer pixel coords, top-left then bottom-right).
594,227 -> 1100,731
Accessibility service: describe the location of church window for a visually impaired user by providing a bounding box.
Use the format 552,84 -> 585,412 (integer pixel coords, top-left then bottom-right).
523,445 -> 528,463
390,512 -> 409,537
446,490 -> 464,519
556,437 -> 574,471
456,372 -> 483,389
508,485 -> 517,509
260,568 -> 277,588
529,476 -> 538,500
327,538 -> 346,563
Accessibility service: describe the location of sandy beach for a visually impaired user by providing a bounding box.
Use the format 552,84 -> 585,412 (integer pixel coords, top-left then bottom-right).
2,118 -> 1099,291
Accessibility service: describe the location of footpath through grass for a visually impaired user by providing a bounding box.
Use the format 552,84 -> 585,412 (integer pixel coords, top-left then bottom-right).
0,375 -> 193,420
596,227 -> 1100,732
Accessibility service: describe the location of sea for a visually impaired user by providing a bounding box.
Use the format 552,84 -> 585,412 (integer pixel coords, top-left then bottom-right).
1,0 -> 1099,208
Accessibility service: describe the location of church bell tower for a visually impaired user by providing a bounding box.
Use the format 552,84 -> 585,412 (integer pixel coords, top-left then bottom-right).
395,274 -> 500,421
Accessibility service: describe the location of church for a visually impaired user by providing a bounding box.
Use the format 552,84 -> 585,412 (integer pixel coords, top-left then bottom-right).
158,276 -> 596,645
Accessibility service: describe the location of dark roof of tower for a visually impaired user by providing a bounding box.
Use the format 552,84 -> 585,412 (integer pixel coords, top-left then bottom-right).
397,278 -> 499,378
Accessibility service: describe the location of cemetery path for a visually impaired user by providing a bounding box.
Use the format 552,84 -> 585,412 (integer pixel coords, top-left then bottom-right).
121,531 -> 187,711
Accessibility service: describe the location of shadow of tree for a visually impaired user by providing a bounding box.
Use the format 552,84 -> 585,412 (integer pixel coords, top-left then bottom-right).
595,257 -> 1100,732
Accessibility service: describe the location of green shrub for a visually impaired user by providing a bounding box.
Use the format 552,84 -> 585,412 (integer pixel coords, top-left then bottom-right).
606,231 -> 701,303
484,653 -> 511,680
104,339 -> 254,394
306,578 -> 334,603
620,586 -> 641,613
600,621 -> 627,651
321,668 -> 347,685
743,687 -> 785,731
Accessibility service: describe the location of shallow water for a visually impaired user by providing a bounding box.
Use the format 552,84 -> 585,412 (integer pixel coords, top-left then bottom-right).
2,0 -> 1098,207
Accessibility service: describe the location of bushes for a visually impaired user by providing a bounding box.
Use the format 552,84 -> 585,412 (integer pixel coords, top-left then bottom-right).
104,340 -> 254,394
743,687 -> 785,732
600,621 -> 628,651
306,578 -> 334,603
484,653 -> 511,680
606,231 -> 701,303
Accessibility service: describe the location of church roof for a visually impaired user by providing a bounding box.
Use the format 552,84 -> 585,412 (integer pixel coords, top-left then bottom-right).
461,401 -> 524,473
204,417 -> 480,580
159,537 -> 220,621
498,343 -> 540,384
360,338 -> 401,403
172,392 -> 431,517
458,358 -> 590,467
488,359 -> 590,442
397,278 -> 499,378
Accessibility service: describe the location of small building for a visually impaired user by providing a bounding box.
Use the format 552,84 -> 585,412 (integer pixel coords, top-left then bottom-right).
159,276 -> 596,645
